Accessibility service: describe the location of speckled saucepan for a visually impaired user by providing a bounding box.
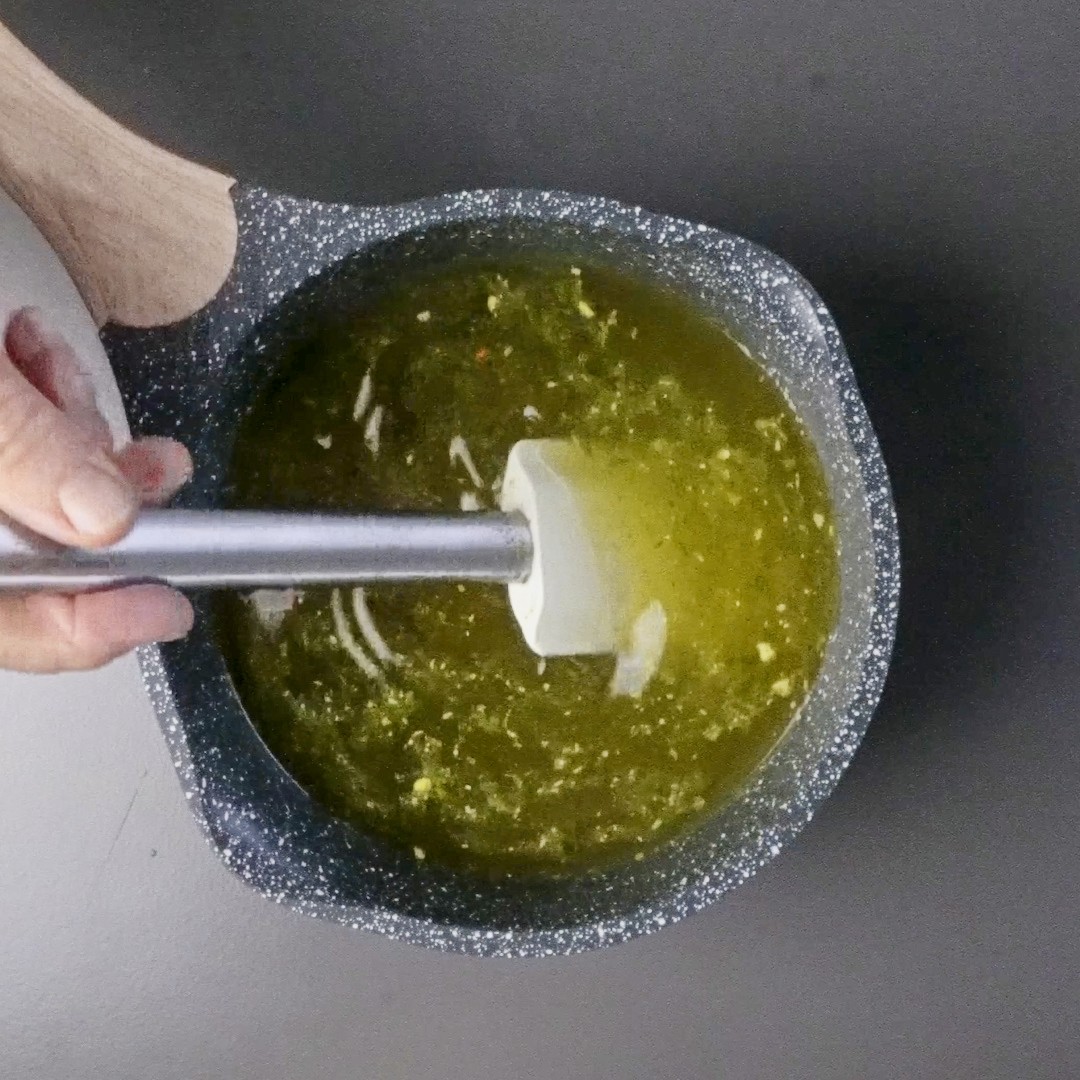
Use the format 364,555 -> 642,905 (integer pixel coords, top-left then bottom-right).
0,23 -> 898,956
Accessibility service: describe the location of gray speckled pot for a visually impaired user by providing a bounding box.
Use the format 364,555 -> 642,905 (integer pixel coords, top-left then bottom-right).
104,187 -> 899,957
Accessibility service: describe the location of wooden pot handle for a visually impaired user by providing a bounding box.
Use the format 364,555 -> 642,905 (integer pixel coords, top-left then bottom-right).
0,22 -> 238,329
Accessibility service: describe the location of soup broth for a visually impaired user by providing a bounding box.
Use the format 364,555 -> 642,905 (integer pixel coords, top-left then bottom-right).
217,260 -> 839,877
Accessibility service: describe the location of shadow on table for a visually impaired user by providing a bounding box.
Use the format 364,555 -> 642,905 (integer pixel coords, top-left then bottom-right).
790,246 -> 1031,749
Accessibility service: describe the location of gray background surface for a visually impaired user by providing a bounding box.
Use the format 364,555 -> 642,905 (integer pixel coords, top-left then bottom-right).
1,1 -> 1078,1077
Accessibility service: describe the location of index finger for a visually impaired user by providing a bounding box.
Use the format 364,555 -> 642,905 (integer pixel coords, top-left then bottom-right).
0,321 -> 138,547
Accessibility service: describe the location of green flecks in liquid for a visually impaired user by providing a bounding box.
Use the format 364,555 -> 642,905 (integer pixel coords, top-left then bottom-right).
216,261 -> 839,878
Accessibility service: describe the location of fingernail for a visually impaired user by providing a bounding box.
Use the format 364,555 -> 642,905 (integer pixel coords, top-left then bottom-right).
155,592 -> 195,642
119,438 -> 194,500
58,459 -> 138,541
114,585 -> 195,645
5,307 -> 46,356
11,307 -> 63,359
16,306 -> 46,339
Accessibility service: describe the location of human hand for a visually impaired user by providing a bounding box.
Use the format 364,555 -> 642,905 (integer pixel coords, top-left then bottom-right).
0,307 -> 194,672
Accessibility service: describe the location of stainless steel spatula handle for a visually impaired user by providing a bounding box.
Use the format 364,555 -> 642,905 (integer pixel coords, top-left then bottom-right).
0,509 -> 534,591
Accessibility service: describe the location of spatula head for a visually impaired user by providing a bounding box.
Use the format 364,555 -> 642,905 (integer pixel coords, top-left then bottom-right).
499,438 -> 622,657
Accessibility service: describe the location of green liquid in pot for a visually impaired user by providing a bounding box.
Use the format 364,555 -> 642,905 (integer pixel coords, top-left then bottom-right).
217,261 -> 840,877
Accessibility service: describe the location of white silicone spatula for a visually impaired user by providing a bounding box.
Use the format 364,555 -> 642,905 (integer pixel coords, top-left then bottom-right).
0,439 -> 624,658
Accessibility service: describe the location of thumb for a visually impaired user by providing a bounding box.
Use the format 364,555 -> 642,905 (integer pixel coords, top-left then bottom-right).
0,342 -> 138,547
